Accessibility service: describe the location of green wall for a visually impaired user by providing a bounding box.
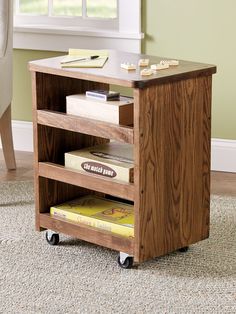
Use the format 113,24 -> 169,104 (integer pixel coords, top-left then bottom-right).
13,0 -> 236,139
142,0 -> 236,140
13,50 -> 64,121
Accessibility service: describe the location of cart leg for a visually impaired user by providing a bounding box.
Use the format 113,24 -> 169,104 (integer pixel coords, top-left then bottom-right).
117,252 -> 134,269
45,230 -> 60,245
178,246 -> 189,253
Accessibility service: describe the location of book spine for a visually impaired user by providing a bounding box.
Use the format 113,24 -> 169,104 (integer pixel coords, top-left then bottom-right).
66,100 -> 117,124
66,95 -> 133,125
86,92 -> 107,101
50,207 -> 134,237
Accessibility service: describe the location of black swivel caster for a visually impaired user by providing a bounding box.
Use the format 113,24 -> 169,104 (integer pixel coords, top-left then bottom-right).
178,246 -> 189,253
46,231 -> 60,245
117,252 -> 134,269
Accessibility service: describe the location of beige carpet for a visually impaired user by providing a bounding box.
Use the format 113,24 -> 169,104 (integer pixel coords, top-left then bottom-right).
0,181 -> 235,314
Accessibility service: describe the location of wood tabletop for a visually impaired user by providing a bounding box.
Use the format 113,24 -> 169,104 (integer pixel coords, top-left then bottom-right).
28,50 -> 216,88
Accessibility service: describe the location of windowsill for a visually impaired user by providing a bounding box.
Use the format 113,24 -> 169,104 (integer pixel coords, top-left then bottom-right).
13,24 -> 144,53
14,24 -> 144,39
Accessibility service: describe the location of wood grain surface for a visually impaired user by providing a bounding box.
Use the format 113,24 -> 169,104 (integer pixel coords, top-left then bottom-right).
30,50 -> 215,263
38,162 -> 134,201
37,110 -> 134,144
134,75 -> 212,262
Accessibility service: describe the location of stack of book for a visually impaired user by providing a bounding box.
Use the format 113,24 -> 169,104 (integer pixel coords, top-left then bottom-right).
66,91 -> 133,125
65,142 -> 134,183
50,195 -> 134,237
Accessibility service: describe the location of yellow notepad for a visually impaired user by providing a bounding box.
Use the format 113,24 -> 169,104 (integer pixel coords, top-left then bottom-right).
61,49 -> 109,68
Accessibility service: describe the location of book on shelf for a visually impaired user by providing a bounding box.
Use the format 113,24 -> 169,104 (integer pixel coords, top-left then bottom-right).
50,195 -> 134,237
66,94 -> 133,125
85,90 -> 120,101
65,142 -> 134,183
60,49 -> 108,68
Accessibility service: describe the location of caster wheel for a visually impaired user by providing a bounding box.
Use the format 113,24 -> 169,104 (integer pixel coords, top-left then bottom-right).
46,231 -> 59,245
117,254 -> 134,269
178,246 -> 189,253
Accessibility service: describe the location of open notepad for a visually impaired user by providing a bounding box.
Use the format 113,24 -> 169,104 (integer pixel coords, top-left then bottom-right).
60,49 -> 109,68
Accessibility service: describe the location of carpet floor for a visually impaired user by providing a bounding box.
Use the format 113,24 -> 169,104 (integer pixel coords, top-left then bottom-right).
0,181 -> 235,314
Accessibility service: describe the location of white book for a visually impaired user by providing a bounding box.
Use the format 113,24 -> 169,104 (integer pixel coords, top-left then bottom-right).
85,90 -> 120,101
65,142 -> 134,183
66,94 -> 133,125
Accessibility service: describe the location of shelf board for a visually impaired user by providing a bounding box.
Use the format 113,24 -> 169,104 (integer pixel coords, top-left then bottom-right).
37,110 -> 134,144
38,162 -> 135,201
40,213 -> 134,254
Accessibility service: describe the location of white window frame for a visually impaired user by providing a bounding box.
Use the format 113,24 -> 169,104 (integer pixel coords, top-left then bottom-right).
13,0 -> 143,53
14,0 -> 118,30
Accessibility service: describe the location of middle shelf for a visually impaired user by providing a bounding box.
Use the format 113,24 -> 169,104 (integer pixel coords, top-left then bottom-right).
37,110 -> 134,144
38,162 -> 135,201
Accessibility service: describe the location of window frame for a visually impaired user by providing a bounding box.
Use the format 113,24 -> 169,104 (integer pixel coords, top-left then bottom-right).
14,0 -> 119,30
13,0 -> 143,53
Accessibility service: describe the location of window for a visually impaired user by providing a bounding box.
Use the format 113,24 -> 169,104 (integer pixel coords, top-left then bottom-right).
16,0 -> 117,18
13,0 -> 143,53
14,0 -> 118,29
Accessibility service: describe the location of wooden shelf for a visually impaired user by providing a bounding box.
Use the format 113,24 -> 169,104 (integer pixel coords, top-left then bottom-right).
30,51 -> 216,264
38,162 -> 135,201
37,110 -> 134,144
40,213 -> 134,254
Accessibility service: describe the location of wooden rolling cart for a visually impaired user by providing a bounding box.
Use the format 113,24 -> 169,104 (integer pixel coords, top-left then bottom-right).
29,50 -> 216,268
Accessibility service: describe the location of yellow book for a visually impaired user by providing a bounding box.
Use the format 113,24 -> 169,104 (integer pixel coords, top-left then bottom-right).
50,195 -> 134,237
60,49 -> 108,68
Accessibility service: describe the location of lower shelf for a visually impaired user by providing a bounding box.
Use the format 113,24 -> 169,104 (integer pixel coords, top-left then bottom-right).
39,213 -> 134,255
38,162 -> 134,201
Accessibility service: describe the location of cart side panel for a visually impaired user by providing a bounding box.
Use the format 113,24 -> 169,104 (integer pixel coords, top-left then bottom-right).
134,75 -> 212,263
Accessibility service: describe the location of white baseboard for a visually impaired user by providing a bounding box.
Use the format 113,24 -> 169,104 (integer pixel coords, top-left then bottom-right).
1,121 -> 235,173
211,138 -> 236,173
0,120 -> 33,152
